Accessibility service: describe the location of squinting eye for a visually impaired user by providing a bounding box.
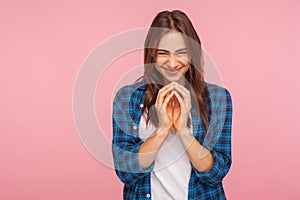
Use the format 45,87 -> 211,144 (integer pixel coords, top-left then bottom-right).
178,51 -> 187,55
157,52 -> 167,55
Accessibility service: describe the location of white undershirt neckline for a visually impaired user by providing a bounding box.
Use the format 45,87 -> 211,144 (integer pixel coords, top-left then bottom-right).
139,113 -> 193,200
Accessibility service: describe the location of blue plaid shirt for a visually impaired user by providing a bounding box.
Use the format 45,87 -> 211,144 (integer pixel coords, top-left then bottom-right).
112,79 -> 233,200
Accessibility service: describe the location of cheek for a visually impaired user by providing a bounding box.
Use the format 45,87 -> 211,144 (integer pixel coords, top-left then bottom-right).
156,57 -> 167,65
178,57 -> 190,65
181,66 -> 190,74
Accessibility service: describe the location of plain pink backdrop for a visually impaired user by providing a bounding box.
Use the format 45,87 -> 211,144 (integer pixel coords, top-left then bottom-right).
1,0 -> 300,199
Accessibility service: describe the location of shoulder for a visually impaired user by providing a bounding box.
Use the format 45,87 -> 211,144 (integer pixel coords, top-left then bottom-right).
205,82 -> 232,99
206,82 -> 230,94
205,82 -> 232,111
113,79 -> 147,103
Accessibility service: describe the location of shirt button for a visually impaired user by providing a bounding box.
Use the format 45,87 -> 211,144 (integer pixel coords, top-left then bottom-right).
133,125 -> 137,130
140,104 -> 144,108
146,193 -> 150,198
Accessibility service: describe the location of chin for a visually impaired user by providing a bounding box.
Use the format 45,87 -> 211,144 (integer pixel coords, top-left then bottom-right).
163,75 -> 183,83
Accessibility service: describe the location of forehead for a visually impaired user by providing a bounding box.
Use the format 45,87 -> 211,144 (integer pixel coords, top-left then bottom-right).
157,31 -> 186,51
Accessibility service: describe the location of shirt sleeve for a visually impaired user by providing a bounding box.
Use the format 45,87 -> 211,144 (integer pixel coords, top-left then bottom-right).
112,87 -> 155,185
192,87 -> 233,187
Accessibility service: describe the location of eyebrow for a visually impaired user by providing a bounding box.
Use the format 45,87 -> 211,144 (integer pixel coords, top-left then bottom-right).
157,48 -> 187,52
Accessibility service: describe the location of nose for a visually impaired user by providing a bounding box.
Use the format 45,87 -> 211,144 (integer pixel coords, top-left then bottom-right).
167,53 -> 178,68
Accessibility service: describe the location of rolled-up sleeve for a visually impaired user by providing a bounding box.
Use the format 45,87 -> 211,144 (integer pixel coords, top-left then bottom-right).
112,87 -> 154,185
193,88 -> 232,187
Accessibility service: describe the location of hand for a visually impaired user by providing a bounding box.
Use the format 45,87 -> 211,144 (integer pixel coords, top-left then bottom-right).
155,83 -> 176,133
172,82 -> 192,134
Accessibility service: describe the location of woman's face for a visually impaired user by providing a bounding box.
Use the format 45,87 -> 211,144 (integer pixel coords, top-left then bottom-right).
155,31 -> 190,84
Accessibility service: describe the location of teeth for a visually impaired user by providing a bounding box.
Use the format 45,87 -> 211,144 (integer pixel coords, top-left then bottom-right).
161,66 -> 181,72
167,68 -> 176,71
168,68 -> 179,72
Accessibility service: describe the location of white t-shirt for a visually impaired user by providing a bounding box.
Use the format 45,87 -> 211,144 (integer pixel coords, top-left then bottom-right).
139,113 -> 193,200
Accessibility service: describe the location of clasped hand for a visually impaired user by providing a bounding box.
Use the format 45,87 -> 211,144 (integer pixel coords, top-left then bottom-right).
155,81 -> 191,134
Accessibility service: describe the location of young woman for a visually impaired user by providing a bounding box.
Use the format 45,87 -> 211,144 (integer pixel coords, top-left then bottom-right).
112,10 -> 232,200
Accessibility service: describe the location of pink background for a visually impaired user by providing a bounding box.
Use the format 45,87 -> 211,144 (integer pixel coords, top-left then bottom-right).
1,0 -> 300,199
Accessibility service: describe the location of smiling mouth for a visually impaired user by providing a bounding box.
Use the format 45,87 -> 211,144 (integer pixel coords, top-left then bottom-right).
160,66 -> 182,74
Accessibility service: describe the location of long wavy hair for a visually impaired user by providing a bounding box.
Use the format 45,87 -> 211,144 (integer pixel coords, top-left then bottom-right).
135,10 -> 209,132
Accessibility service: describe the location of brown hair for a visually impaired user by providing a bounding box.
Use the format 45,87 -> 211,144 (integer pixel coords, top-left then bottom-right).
135,10 -> 209,132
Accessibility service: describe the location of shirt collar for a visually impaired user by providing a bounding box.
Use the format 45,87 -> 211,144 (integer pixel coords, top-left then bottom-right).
134,78 -> 148,91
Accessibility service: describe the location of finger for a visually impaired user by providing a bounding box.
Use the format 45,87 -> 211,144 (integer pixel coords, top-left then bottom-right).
174,90 -> 191,112
156,84 -> 175,105
174,83 -> 188,97
173,95 -> 180,107
173,90 -> 185,108
156,87 -> 172,105
156,82 -> 174,98
174,83 -> 190,102
167,95 -> 175,109
158,83 -> 174,94
174,82 -> 189,92
162,91 -> 175,108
